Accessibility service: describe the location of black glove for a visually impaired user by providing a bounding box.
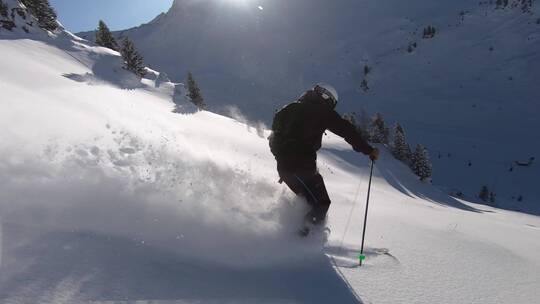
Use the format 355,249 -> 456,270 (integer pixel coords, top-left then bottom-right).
369,148 -> 380,161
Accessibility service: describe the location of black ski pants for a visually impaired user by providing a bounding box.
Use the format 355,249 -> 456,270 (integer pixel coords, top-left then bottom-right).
278,167 -> 331,224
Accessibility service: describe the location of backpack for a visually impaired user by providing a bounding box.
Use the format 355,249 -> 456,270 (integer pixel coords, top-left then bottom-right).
269,103 -> 304,156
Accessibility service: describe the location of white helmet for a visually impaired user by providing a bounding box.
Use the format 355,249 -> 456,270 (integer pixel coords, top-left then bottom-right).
313,83 -> 339,108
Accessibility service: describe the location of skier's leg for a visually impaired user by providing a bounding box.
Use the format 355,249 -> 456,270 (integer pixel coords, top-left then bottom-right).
280,170 -> 331,225
297,172 -> 331,225
279,171 -> 305,197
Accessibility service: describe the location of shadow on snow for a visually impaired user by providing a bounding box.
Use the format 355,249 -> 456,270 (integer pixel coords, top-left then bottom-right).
323,147 -> 488,214
0,227 -> 363,304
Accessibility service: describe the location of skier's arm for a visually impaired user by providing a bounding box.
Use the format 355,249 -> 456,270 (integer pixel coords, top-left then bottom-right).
327,110 -> 374,155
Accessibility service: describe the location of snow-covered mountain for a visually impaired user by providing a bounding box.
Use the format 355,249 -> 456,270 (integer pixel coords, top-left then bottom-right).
1,1 -> 540,303
77,0 -> 540,213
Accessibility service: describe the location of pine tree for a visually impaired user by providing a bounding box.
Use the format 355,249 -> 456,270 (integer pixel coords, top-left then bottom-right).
95,20 -> 118,51
520,0 -> 532,12
369,113 -> 389,144
120,38 -> 147,77
392,123 -> 410,162
360,78 -> 369,92
364,65 -> 371,76
408,143 -> 415,165
489,192 -> 496,204
186,71 -> 206,110
422,26 -> 436,39
0,0 -> 8,18
479,186 -> 489,202
21,0 -> 58,31
411,144 -> 432,181
407,42 -> 415,53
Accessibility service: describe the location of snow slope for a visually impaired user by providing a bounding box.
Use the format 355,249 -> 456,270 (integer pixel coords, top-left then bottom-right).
2,5 -> 540,304
78,0 -> 540,213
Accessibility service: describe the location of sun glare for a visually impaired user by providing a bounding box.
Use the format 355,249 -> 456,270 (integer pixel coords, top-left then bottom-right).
222,0 -> 251,7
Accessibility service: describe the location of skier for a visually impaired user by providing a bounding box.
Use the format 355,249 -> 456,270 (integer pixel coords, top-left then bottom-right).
269,84 -> 379,235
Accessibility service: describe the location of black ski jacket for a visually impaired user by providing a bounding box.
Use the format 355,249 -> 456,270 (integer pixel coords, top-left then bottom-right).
269,90 -> 374,171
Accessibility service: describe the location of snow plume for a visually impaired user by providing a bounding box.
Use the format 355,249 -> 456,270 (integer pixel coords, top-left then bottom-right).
0,38 -> 346,302
0,129 -> 318,268
225,105 -> 268,138
0,38 -> 317,269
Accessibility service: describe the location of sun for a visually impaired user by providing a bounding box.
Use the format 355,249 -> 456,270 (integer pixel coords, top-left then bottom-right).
221,0 -> 251,7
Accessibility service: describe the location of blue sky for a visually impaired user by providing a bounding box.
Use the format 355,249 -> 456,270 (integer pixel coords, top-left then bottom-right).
49,0 -> 174,33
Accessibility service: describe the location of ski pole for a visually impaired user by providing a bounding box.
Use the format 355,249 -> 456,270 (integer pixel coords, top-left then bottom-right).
359,160 -> 374,266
